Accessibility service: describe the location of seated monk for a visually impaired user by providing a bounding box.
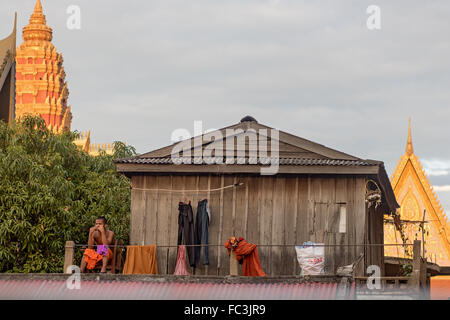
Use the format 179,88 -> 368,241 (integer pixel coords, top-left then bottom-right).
80,216 -> 115,273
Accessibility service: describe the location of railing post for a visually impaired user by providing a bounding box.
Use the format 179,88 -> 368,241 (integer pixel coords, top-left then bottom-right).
64,241 -> 75,274
230,250 -> 239,276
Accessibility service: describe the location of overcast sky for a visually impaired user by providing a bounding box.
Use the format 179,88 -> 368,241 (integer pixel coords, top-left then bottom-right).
2,0 -> 450,214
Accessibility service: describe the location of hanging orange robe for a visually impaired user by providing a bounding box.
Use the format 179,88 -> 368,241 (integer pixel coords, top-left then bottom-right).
83,248 -> 112,270
122,245 -> 158,275
224,238 -> 266,276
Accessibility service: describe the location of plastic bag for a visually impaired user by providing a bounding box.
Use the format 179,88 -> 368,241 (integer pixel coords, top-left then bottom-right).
295,241 -> 325,275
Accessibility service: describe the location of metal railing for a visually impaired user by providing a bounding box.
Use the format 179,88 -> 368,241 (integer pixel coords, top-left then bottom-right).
65,241 -> 420,279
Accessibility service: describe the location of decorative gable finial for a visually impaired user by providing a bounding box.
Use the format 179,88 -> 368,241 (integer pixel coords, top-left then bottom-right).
406,117 -> 414,156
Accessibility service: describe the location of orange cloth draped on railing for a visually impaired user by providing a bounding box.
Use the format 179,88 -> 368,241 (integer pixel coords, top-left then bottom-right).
83,248 -> 112,270
122,245 -> 158,274
224,237 -> 266,276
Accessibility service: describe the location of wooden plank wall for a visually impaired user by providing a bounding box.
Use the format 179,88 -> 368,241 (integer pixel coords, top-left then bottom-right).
130,174 -> 368,276
365,204 -> 385,276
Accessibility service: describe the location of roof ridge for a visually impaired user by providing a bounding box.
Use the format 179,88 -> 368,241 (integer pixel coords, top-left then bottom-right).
114,156 -> 376,167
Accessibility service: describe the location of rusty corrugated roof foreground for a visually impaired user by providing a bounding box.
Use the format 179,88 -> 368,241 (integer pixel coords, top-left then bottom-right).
114,157 -> 375,166
0,275 -> 349,300
430,276 -> 450,300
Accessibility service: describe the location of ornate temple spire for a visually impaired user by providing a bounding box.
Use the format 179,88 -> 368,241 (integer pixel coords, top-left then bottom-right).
15,0 -> 71,131
22,0 -> 52,43
35,0 -> 43,11
406,117 -> 414,156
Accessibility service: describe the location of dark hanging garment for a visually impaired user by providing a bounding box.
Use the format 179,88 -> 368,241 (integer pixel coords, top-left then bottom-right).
177,201 -> 195,267
194,199 -> 210,266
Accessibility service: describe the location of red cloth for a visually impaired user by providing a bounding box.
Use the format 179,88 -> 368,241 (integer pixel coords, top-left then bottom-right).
174,245 -> 190,275
224,238 -> 266,276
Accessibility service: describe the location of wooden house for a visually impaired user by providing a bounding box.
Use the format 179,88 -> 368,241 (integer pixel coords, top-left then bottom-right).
115,116 -> 399,276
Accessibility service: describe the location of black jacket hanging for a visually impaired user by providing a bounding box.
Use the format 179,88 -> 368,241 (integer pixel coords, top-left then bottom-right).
177,201 -> 196,267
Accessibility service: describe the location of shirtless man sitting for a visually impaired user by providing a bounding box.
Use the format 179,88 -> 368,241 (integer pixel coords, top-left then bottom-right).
80,217 -> 115,273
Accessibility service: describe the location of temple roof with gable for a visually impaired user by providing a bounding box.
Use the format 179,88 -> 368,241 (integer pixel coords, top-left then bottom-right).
0,13 -> 16,90
0,13 -> 17,124
389,119 -> 450,265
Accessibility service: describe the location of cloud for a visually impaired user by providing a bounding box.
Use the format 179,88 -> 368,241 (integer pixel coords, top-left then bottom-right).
422,159 -> 450,176
427,170 -> 449,176
433,185 -> 450,192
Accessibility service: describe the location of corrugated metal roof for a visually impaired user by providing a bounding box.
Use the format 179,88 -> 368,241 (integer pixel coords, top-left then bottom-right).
430,276 -> 450,300
0,278 -> 342,300
114,157 -> 375,166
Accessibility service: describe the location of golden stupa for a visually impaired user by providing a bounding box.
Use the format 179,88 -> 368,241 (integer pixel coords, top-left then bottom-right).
14,0 -> 113,155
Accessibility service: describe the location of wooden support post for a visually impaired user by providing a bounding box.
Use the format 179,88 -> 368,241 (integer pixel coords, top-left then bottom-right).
420,259 -> 427,288
421,210 -> 426,259
230,250 -> 239,276
410,240 -> 421,290
63,241 -> 75,274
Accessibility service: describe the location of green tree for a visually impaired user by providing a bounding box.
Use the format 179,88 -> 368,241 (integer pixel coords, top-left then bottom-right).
0,115 -> 136,272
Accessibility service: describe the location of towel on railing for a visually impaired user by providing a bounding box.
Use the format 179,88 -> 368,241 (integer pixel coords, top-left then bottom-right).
122,245 -> 158,274
224,237 -> 266,276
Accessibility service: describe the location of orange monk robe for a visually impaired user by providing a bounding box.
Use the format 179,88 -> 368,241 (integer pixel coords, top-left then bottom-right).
122,245 -> 158,275
83,248 -> 113,270
224,238 -> 266,276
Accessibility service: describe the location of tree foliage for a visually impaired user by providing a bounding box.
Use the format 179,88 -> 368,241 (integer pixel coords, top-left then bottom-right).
0,115 -> 136,272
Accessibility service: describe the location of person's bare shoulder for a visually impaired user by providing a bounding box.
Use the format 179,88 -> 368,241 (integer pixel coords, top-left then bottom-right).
107,230 -> 115,241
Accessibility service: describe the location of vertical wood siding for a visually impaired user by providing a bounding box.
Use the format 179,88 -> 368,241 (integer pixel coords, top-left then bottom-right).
130,174 -> 368,276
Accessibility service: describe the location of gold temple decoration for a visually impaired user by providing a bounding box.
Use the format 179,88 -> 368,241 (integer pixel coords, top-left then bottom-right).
384,118 -> 450,265
15,1 -> 114,155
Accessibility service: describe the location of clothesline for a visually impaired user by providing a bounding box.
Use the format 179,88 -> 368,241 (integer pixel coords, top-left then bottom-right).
131,182 -> 244,193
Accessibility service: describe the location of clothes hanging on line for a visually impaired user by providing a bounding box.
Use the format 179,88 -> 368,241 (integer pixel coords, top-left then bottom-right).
194,199 -> 211,266
122,245 -> 158,275
178,201 -> 196,267
224,237 -> 266,276
174,245 -> 190,275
